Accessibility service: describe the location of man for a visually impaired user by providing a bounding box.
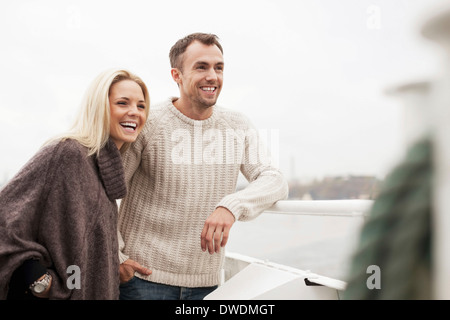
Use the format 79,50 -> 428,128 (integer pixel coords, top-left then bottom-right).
118,33 -> 289,300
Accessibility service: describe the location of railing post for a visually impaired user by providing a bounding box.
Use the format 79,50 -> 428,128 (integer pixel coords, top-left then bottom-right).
422,8 -> 450,299
385,81 -> 432,155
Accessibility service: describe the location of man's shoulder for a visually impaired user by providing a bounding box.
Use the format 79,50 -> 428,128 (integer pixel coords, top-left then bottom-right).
140,98 -> 172,131
148,97 -> 182,121
149,99 -> 170,115
214,105 -> 252,128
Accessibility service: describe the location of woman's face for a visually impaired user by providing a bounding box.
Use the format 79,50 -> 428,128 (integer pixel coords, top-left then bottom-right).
109,80 -> 147,150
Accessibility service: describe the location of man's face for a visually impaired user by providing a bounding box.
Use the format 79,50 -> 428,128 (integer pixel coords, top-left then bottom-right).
176,41 -> 224,109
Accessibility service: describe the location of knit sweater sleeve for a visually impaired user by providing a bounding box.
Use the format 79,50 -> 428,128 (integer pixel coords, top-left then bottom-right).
216,116 -> 289,221
122,121 -> 149,187
118,121 -> 151,264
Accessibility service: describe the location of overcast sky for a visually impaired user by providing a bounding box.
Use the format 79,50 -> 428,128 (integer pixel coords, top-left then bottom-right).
0,0 -> 447,183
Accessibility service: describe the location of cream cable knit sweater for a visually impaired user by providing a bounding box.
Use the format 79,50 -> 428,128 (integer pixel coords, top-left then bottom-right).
118,97 -> 289,288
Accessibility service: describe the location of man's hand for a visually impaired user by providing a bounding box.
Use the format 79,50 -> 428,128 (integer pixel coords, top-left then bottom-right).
119,259 -> 152,284
201,206 -> 235,254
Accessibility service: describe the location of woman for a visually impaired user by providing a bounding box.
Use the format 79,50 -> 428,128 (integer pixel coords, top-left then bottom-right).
0,68 -> 150,300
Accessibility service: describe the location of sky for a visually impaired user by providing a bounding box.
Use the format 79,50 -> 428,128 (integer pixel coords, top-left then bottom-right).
0,0 -> 448,184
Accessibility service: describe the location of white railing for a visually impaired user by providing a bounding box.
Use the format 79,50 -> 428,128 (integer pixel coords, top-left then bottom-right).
221,199 -> 374,299
264,199 -> 373,217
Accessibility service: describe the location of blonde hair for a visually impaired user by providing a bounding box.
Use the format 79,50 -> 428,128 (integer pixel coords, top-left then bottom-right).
50,68 -> 150,156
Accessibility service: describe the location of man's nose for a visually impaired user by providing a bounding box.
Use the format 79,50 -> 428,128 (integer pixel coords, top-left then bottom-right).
205,68 -> 218,81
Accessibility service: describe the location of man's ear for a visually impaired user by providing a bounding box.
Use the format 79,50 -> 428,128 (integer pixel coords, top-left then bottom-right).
171,68 -> 182,86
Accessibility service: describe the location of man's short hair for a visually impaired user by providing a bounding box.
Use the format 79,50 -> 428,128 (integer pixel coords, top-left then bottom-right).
169,33 -> 223,71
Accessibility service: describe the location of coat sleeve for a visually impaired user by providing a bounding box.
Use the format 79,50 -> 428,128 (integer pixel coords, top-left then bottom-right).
216,119 -> 289,221
118,121 -> 151,263
38,141 -> 107,300
0,142 -> 59,299
0,140 -> 99,300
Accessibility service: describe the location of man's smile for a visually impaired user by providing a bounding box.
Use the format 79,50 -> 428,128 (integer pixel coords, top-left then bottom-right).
200,86 -> 217,93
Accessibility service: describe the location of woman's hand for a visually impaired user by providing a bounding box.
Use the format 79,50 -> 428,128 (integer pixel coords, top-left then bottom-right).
31,273 -> 52,299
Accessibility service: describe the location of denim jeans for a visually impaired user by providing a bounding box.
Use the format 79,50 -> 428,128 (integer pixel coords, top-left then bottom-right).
119,277 -> 218,300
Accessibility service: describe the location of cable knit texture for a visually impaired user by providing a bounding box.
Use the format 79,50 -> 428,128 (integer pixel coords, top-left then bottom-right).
0,138 -> 126,299
118,97 -> 289,288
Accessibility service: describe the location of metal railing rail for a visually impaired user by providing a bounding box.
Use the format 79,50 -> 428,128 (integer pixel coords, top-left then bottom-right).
263,199 -> 373,217
223,199 -> 374,291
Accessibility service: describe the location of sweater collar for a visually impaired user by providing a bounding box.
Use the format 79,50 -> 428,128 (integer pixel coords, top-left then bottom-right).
166,97 -> 217,127
96,139 -> 127,201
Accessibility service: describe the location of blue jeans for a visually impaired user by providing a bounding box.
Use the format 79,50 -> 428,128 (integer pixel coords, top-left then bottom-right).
119,277 -> 218,300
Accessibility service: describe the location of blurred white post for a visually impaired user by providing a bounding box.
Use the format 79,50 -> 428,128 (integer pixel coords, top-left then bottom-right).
422,8 -> 450,300
385,81 -> 432,155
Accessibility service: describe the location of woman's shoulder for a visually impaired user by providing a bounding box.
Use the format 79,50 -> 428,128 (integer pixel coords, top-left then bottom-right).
1,139 -> 87,193
42,138 -> 86,157
35,139 -> 89,171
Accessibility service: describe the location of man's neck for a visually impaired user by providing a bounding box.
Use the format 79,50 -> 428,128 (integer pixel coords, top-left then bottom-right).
173,97 -> 214,121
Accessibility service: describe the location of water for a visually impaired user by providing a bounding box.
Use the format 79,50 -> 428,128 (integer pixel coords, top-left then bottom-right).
226,212 -> 365,281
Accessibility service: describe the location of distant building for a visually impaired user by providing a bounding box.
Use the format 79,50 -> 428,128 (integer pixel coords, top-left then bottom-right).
288,175 -> 382,200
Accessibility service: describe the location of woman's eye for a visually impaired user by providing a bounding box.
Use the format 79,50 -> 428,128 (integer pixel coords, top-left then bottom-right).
138,105 -> 146,109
